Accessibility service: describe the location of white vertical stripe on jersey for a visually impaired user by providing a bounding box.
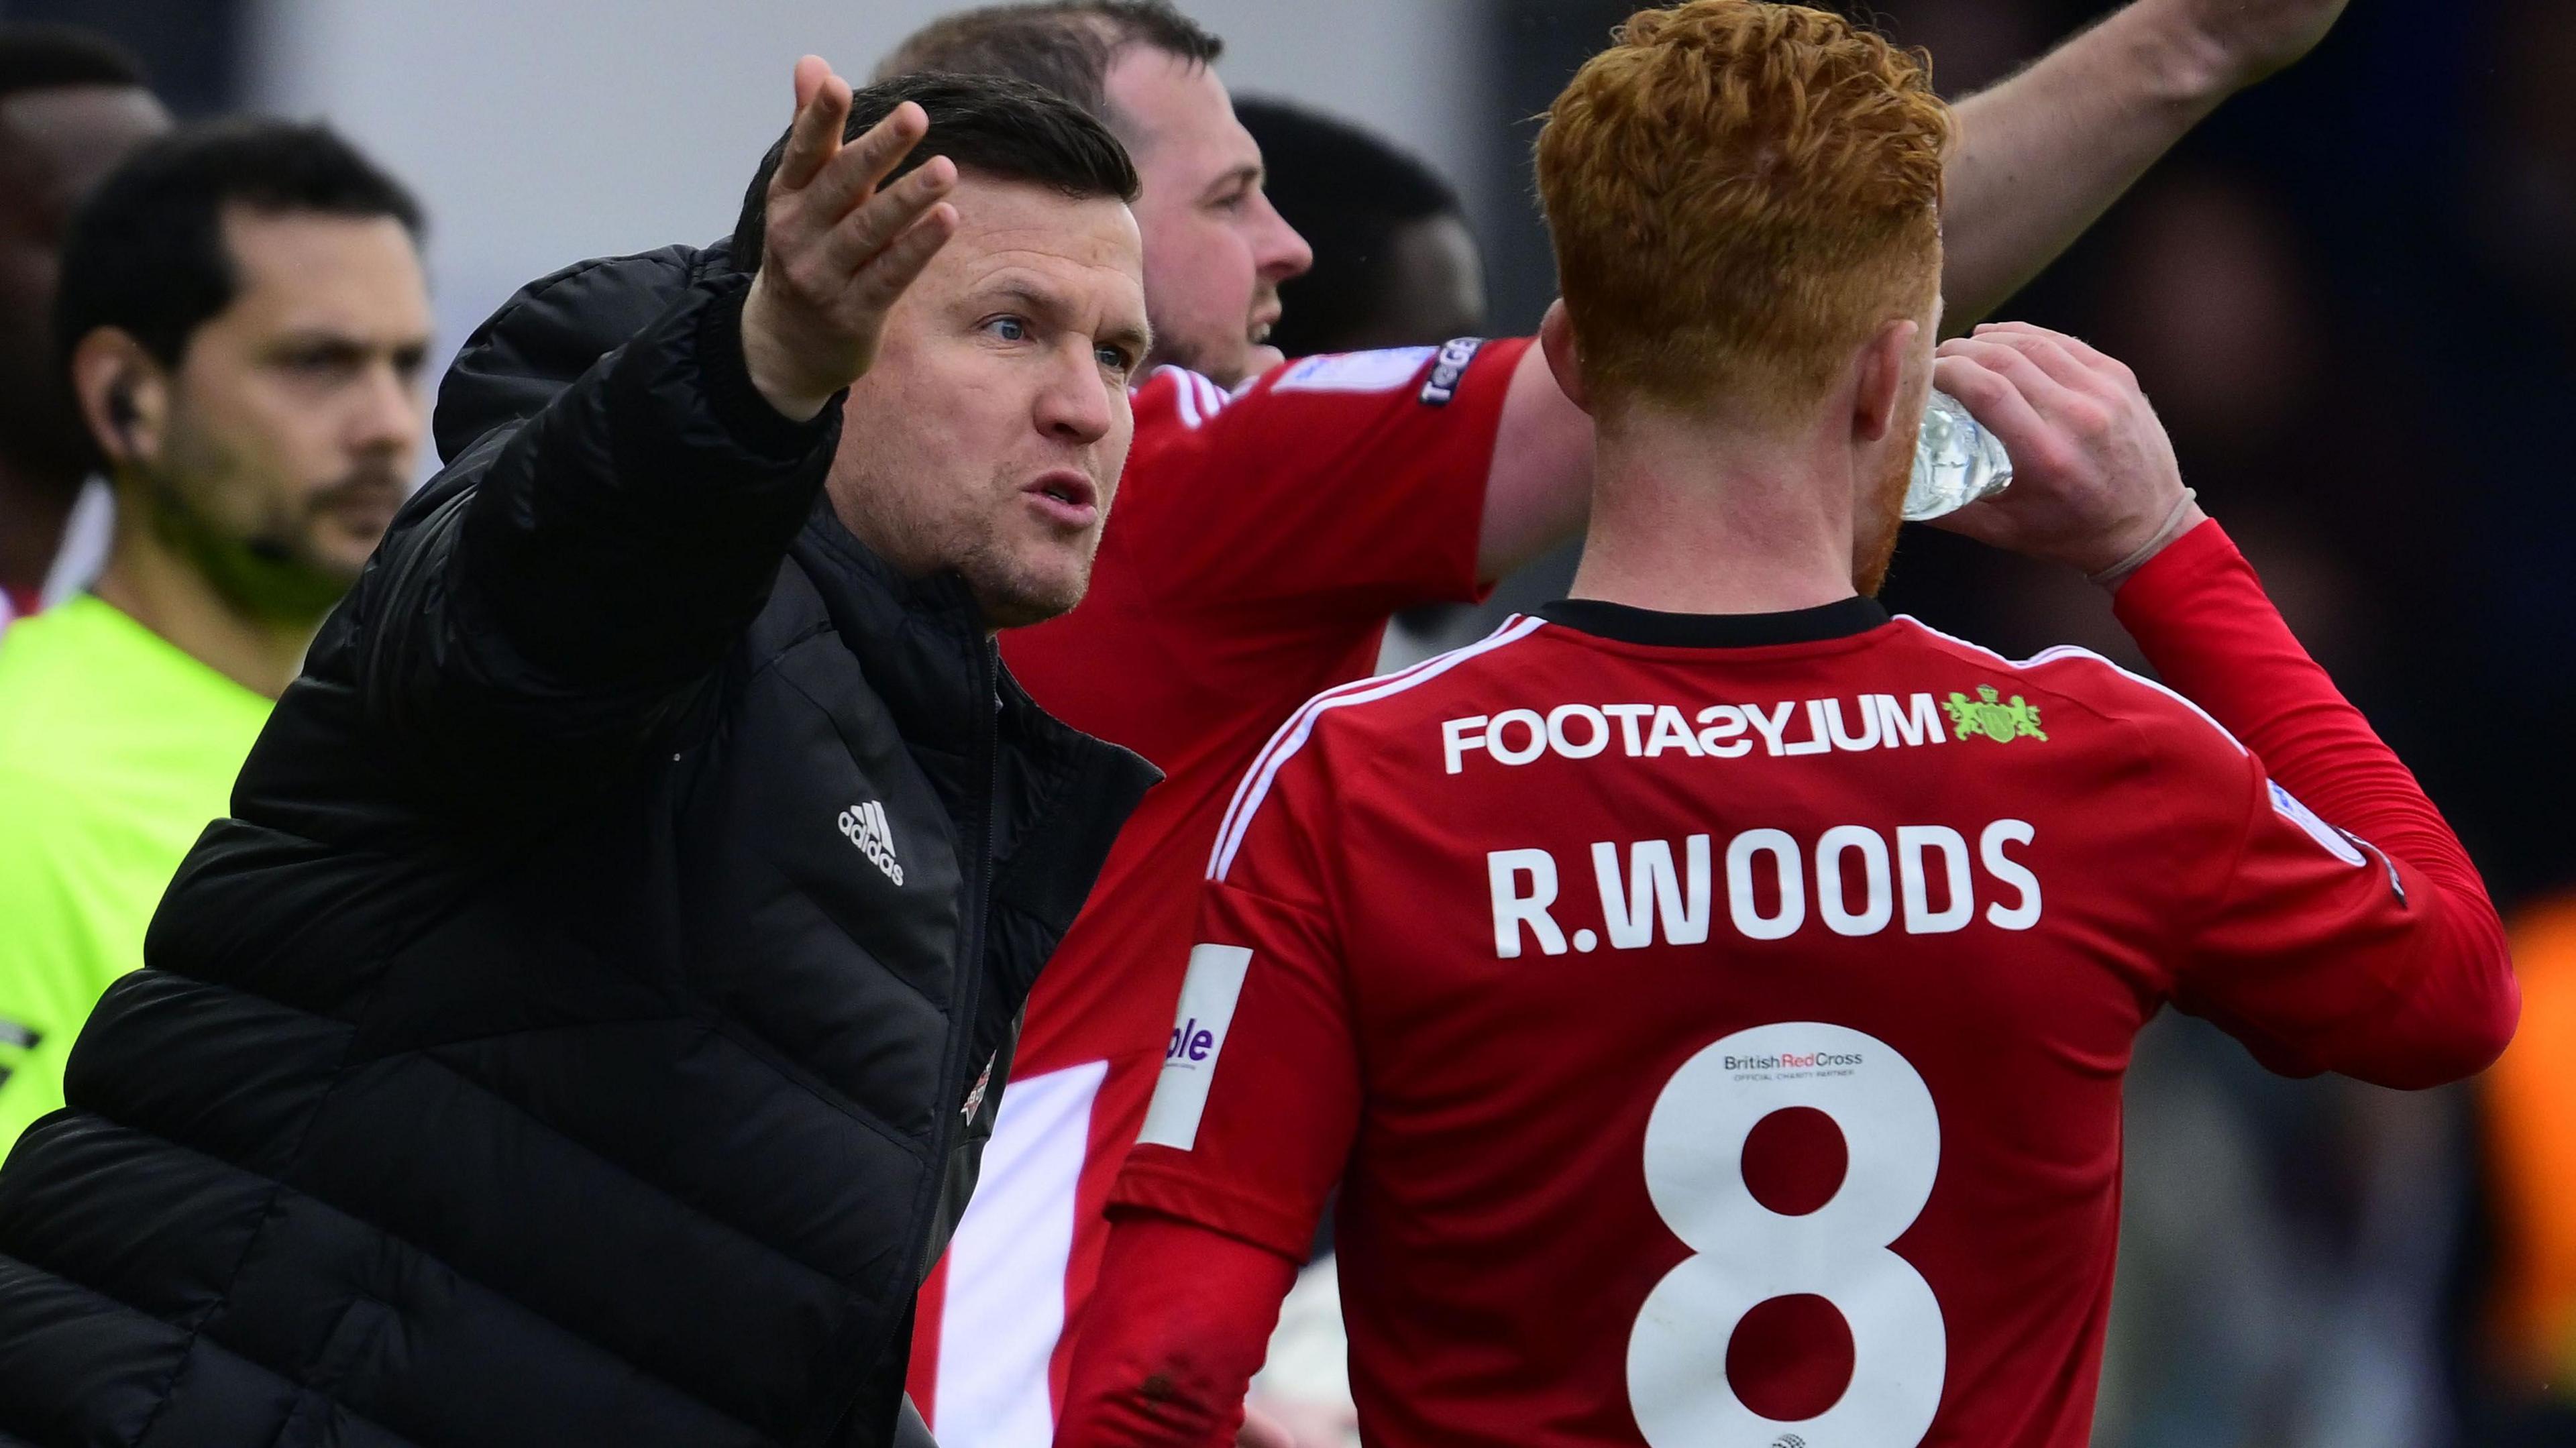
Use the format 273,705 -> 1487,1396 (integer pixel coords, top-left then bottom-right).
1205,646 -> 1468,880
1206,616 -> 1527,882
1155,364 -> 1202,429
1210,615 -> 1548,883
2021,643 -> 2249,755
928,1059 -> 1108,1447
1894,616 -> 2251,757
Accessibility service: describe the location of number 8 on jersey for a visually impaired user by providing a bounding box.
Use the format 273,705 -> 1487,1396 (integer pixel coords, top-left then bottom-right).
1630,1021 -> 1944,1447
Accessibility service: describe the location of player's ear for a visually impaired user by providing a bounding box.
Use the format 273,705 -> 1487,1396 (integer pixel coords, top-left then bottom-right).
70,327 -> 172,472
1851,317 -> 1916,445
1539,299 -> 1591,416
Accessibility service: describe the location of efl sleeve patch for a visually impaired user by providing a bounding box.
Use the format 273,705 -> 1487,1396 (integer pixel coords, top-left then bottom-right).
1138,944 -> 1255,1151
1273,346 -> 1438,395
1417,337 -> 1485,405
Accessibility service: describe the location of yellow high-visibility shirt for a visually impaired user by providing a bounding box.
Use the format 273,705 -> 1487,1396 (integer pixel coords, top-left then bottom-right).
0,594 -> 269,1156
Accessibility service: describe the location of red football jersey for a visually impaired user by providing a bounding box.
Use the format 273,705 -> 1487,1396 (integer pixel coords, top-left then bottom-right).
1108,587 -> 2508,1448
910,339 -> 1525,1439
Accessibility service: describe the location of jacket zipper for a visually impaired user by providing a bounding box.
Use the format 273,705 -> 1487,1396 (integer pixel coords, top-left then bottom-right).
916,634 -> 1002,1288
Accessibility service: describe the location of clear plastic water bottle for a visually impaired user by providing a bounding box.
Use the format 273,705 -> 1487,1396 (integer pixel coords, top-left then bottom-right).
1903,388 -> 2012,522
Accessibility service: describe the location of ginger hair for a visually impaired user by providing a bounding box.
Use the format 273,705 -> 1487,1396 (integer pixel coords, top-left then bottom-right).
1536,1 -> 1951,419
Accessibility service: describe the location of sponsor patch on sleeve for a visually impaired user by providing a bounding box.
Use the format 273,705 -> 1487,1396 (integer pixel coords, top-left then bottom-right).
1418,337 -> 1485,405
2269,780 -> 2368,867
1138,944 -> 1254,1151
1273,346 -> 1437,395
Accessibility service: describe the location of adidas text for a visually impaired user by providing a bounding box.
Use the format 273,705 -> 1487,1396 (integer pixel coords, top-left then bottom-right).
839,800 -> 904,886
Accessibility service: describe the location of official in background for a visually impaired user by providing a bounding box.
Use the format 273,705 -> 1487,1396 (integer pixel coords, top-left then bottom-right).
0,65 -> 1155,1448
0,23 -> 166,625
0,119 -> 429,1154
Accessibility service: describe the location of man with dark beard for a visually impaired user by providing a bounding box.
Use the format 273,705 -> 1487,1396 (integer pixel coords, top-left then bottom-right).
0,119 -> 429,1152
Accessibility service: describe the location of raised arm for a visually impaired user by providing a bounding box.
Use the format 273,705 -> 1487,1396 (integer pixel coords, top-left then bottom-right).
362,60 -> 959,789
1472,0 -> 2353,582
1935,322 -> 2515,1086
2113,519 -> 2514,1084
1940,0 -> 2349,326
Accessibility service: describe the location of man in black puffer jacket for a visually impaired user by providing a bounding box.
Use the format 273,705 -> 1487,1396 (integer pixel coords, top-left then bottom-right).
0,63 -> 1159,1448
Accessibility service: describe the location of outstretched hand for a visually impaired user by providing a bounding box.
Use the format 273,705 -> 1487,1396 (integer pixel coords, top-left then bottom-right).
1930,323 -> 2206,582
741,56 -> 960,421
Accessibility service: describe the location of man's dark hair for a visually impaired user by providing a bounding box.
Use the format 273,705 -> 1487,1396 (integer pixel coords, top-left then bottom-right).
1235,98 -> 1464,356
54,119 -> 422,377
733,72 -> 1138,268
0,23 -> 148,105
872,1 -> 1222,126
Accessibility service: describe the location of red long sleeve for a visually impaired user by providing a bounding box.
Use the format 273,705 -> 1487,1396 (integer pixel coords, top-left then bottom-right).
1055,1212 -> 1301,1448
2114,518 -> 2518,1084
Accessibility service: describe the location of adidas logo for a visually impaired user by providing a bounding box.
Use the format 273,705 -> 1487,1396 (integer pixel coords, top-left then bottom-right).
838,800 -> 904,885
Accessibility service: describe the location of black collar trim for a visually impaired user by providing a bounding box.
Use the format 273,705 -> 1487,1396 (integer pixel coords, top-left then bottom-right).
1536,595 -> 1889,648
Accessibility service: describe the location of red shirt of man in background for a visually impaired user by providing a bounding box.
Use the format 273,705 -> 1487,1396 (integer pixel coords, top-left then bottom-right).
1059,4 -> 2516,1444
919,335 -> 1523,1438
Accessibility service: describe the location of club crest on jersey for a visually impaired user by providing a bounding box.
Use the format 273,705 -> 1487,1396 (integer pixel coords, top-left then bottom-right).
1944,685 -> 2047,743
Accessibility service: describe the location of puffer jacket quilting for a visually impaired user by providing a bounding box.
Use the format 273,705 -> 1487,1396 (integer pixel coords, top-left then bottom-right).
0,252 -> 1155,1448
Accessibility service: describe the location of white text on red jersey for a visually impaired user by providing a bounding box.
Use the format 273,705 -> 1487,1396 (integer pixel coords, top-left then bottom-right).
1487,820 -> 2041,956
1440,693 -> 1947,775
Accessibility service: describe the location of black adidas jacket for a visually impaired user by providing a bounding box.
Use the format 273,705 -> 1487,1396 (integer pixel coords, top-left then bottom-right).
0,249 -> 1156,1447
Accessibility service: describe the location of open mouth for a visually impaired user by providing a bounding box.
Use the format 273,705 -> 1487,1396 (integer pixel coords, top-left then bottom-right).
1024,470 -> 1099,527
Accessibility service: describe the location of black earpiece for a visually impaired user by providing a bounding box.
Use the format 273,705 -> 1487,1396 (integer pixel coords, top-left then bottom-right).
106,385 -> 138,451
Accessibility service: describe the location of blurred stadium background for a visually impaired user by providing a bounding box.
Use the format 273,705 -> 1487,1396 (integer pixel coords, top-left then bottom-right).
27,0 -> 2573,1442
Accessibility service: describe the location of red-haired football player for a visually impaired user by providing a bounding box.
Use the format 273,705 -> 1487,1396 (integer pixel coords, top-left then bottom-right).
1058,4 -> 2515,1445
878,5 -> 2369,1439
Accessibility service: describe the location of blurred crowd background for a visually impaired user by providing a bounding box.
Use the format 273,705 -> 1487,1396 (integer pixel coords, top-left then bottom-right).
13,0 -> 2572,1443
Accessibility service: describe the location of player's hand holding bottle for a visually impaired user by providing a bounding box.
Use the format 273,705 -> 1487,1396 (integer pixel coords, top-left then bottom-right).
741,56 -> 961,422
1930,321 -> 2210,586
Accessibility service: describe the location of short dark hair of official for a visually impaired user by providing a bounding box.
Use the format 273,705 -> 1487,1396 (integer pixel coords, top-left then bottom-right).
54,118 -> 423,378
731,72 -> 1140,270
0,22 -> 148,102
1234,97 -> 1464,357
872,1 -> 1222,125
